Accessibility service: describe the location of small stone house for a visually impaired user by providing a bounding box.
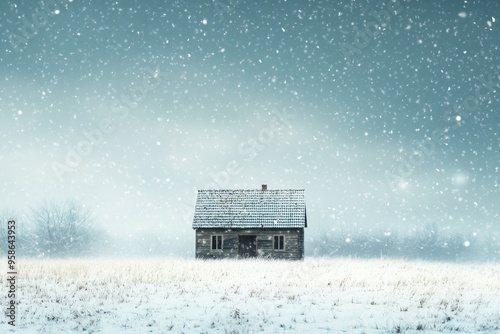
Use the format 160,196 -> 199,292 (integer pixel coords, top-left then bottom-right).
192,185 -> 307,260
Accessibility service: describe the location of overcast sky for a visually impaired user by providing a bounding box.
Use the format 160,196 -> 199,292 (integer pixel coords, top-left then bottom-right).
1,0 -> 499,250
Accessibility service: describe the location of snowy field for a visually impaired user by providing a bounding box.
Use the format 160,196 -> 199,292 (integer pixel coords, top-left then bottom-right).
2,258 -> 499,333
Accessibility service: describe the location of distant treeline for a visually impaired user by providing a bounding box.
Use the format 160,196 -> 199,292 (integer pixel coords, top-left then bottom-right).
309,225 -> 500,262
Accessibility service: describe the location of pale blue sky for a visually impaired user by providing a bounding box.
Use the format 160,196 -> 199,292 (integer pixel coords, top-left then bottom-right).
1,0 -> 499,252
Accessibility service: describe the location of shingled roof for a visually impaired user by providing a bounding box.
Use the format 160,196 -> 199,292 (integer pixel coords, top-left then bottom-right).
192,189 -> 307,229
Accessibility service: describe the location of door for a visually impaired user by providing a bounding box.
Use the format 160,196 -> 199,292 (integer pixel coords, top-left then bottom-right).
239,235 -> 257,258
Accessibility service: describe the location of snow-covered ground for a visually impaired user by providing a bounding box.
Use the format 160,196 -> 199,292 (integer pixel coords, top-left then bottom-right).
2,258 -> 499,333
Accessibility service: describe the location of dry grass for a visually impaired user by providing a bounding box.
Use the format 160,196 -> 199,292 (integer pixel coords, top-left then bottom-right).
1,258 -> 499,333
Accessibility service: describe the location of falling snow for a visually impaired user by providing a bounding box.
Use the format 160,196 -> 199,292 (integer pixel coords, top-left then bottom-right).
1,0 -> 499,331
0,0 -> 498,264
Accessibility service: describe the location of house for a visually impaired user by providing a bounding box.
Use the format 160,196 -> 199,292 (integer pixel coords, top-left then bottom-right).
192,185 -> 307,260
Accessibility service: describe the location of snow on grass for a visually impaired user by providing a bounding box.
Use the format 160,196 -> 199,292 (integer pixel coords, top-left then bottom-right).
1,258 -> 499,333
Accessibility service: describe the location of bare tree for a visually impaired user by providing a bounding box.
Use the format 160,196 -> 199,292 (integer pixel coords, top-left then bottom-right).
29,200 -> 97,257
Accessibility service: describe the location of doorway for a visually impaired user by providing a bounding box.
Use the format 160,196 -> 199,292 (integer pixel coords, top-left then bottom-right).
238,235 -> 257,258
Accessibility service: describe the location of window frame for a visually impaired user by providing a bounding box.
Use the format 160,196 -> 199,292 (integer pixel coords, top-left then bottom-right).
273,235 -> 285,251
211,235 -> 223,251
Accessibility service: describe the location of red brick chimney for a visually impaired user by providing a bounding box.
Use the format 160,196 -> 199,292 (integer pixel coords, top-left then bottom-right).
261,184 -> 267,191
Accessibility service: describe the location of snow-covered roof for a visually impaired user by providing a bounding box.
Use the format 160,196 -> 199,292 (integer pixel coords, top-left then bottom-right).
192,189 -> 307,229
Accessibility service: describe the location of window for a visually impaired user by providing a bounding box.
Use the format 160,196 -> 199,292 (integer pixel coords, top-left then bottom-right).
274,235 -> 284,250
211,235 -> 223,250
